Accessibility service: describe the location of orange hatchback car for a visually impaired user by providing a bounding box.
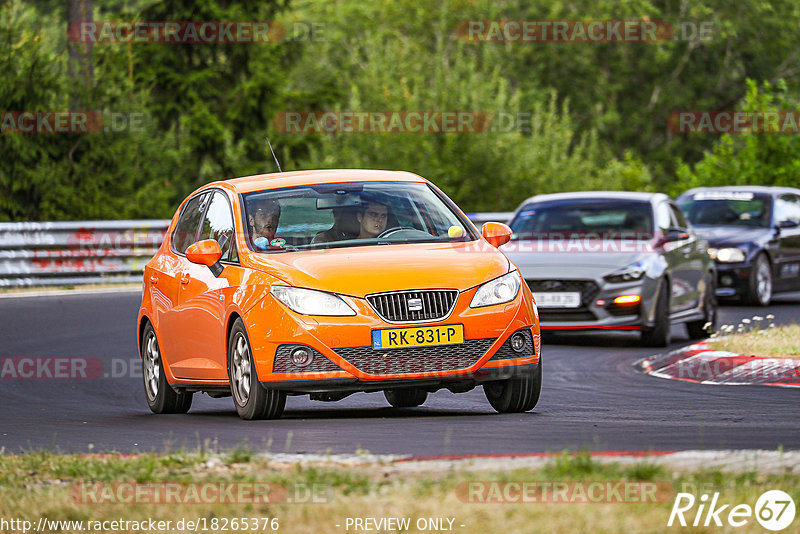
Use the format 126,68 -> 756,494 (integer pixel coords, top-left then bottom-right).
137,170 -> 541,419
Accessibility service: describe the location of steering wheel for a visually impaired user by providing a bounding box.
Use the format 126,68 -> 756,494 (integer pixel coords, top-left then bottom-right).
376,226 -> 417,239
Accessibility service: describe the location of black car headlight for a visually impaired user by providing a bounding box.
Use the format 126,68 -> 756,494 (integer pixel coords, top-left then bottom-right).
708,247 -> 746,263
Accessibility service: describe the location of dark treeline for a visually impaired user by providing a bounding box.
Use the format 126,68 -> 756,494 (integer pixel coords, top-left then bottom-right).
2,0 -> 800,221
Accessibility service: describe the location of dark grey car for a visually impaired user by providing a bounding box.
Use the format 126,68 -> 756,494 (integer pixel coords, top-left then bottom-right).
501,192 -> 717,346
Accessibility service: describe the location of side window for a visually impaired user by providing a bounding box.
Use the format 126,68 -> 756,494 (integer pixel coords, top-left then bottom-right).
775,195 -> 800,224
669,203 -> 689,229
655,202 -> 672,231
172,193 -> 209,254
198,191 -> 237,262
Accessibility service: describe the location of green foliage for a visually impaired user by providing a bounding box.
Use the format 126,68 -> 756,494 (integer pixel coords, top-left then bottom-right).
672,79 -> 800,196
2,0 -> 800,220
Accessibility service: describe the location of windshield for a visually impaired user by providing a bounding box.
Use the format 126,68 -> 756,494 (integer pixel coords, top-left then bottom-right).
241,181 -> 477,252
509,199 -> 654,240
678,191 -> 771,228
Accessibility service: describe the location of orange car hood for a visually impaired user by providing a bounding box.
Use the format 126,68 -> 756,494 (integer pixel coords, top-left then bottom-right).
247,241 -> 510,296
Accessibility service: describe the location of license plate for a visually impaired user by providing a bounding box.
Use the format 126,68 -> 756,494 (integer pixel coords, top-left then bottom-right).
534,292 -> 581,308
372,324 -> 464,349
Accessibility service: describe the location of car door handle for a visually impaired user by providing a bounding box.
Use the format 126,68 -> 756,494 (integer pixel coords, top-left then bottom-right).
180,273 -> 191,285
149,275 -> 158,285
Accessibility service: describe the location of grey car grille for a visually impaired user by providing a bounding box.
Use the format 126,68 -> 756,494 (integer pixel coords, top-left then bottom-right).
366,289 -> 458,323
333,338 -> 494,375
527,279 -> 600,322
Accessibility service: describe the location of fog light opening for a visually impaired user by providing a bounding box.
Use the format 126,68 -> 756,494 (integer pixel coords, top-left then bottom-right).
290,347 -> 314,367
613,294 -> 641,305
510,333 -> 527,353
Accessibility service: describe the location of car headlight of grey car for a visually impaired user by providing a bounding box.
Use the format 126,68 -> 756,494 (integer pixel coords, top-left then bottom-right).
603,261 -> 646,283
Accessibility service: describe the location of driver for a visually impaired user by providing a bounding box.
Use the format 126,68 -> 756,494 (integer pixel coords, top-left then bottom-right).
357,200 -> 389,239
248,198 -> 281,249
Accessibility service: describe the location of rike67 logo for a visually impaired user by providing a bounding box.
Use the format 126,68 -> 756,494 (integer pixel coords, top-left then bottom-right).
668,490 -> 795,531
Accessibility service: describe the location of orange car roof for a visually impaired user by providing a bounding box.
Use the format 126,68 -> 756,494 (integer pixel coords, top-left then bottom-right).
217,169 -> 427,194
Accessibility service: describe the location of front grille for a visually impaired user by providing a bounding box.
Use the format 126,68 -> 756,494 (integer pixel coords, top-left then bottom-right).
272,345 -> 342,373
333,338 -> 494,375
490,329 -> 535,361
367,289 -> 458,323
528,279 -> 599,322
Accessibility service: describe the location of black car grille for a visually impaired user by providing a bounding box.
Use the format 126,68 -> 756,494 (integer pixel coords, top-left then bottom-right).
367,289 -> 458,323
272,345 -> 342,373
333,338 -> 494,375
527,279 -> 599,322
489,329 -> 536,361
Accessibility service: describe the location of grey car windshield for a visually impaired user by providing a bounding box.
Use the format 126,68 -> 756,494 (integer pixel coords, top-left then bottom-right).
510,200 -> 653,240
241,181 -> 477,252
678,192 -> 771,227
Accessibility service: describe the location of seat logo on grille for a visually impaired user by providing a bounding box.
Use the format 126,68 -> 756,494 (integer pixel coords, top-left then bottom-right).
407,298 -> 423,311
540,281 -> 563,290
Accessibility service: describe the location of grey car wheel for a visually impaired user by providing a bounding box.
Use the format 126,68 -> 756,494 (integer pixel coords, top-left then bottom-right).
641,280 -> 671,347
141,322 -> 193,414
744,253 -> 772,306
687,274 -> 718,339
228,318 -> 286,420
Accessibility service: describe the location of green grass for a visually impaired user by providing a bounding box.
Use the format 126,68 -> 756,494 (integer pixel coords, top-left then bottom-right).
0,451 -> 798,534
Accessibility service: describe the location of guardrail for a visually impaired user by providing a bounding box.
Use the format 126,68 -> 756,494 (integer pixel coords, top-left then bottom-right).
0,213 -> 513,288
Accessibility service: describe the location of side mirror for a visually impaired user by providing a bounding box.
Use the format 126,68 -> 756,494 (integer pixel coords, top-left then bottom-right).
482,222 -> 513,248
185,239 -> 224,276
778,219 -> 799,229
663,227 -> 690,243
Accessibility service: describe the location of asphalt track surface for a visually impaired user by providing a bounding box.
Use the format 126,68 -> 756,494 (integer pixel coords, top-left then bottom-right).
1,291 -> 798,455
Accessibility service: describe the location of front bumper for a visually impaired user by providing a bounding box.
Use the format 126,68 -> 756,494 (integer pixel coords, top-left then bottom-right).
245,285 -> 540,387
527,277 -> 657,331
714,262 -> 752,298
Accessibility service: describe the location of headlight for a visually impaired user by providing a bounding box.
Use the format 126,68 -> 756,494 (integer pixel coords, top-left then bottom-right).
604,261 -> 646,283
708,247 -> 746,263
470,271 -> 522,308
270,286 -> 356,316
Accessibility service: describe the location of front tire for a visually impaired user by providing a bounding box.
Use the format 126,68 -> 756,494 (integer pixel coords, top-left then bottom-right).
641,279 -> 671,347
141,322 -> 193,414
228,318 -> 286,420
483,362 -> 542,414
744,253 -> 772,306
384,388 -> 428,408
687,274 -> 718,339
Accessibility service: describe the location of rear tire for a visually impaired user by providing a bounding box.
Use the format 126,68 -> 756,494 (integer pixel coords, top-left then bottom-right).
687,274 -> 718,339
483,362 -> 542,414
744,253 -> 772,306
641,280 -> 671,347
384,388 -> 428,408
228,318 -> 286,420
141,322 -> 193,414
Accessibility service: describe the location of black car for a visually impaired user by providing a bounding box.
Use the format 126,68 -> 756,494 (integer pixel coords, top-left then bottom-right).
677,186 -> 800,305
